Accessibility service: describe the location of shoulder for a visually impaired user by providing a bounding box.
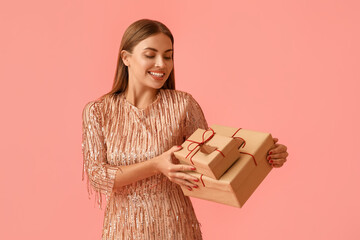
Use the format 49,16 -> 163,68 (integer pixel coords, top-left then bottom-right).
83,99 -> 102,115
82,96 -> 108,123
82,93 -> 119,118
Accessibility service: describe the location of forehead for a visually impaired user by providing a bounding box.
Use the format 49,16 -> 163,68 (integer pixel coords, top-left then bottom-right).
134,33 -> 173,52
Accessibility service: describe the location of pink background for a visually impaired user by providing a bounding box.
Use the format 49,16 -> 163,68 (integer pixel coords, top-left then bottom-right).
1,0 -> 359,239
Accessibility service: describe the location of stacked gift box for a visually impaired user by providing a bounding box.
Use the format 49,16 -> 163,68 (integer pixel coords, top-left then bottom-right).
173,124 -> 274,208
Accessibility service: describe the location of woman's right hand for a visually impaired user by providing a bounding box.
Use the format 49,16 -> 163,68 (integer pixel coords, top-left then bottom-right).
154,145 -> 199,191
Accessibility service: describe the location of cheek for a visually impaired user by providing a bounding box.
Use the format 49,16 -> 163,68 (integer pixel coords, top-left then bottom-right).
134,58 -> 152,72
167,62 -> 174,72
143,61 -> 155,73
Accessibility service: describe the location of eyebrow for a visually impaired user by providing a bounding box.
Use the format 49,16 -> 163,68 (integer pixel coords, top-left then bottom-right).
143,47 -> 173,53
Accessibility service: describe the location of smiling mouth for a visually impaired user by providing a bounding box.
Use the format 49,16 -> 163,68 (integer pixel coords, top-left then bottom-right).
148,71 -> 165,77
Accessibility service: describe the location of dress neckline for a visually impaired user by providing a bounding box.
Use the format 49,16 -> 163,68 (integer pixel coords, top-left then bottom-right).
121,89 -> 162,112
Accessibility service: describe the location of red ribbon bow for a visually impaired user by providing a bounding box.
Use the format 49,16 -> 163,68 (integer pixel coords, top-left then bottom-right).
185,128 -> 225,165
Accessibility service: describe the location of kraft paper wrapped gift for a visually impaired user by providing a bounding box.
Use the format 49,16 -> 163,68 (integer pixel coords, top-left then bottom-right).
179,124 -> 274,208
173,128 -> 242,180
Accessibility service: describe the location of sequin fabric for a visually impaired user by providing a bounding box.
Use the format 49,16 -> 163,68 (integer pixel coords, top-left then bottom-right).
81,89 -> 208,240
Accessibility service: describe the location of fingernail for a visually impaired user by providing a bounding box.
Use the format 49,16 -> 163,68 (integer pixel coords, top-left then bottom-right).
267,156 -> 271,160
187,187 -> 192,191
178,145 -> 182,148
191,167 -> 196,170
193,185 -> 199,188
193,179 -> 199,182
269,160 -> 273,163
269,151 -> 272,155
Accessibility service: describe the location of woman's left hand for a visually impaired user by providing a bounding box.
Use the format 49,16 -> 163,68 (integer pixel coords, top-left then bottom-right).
267,138 -> 288,168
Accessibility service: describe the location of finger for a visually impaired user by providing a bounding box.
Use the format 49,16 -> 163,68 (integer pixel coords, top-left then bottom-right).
269,158 -> 287,165
169,170 -> 186,179
268,144 -> 287,155
267,144 -> 279,155
272,162 -> 284,168
167,145 -> 183,154
174,178 -> 198,189
273,138 -> 279,143
170,171 -> 199,183
277,144 -> 287,152
267,152 -> 288,160
171,164 -> 196,172
168,177 -> 193,190
177,172 -> 200,184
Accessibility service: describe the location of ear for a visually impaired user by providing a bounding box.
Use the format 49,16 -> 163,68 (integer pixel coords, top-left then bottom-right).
121,50 -> 131,67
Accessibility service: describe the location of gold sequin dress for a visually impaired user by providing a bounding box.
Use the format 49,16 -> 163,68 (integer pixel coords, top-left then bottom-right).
81,89 -> 208,240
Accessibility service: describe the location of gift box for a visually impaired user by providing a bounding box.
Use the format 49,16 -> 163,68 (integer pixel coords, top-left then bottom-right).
174,128 -> 242,180
179,124 -> 274,208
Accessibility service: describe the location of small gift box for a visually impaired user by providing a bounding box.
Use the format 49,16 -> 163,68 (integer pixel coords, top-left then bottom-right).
179,124 -> 274,208
174,128 -> 242,180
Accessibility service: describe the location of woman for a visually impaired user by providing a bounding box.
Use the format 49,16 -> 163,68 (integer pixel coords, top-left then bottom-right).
81,19 -> 288,240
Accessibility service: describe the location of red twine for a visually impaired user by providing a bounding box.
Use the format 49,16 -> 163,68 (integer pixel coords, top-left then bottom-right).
231,128 -> 246,148
185,128 -> 225,165
200,174 -> 205,187
231,128 -> 257,166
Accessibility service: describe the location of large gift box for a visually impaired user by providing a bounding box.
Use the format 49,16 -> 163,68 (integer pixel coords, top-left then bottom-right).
174,128 -> 242,180
179,124 -> 274,208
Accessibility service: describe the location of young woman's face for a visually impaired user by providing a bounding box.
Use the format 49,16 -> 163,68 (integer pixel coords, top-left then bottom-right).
122,33 -> 174,90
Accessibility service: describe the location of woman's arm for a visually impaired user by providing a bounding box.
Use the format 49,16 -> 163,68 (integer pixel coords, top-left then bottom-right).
112,145 -> 199,191
82,101 -> 119,208
112,158 -> 158,190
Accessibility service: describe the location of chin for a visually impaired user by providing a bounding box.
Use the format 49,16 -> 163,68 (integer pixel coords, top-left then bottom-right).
153,83 -> 166,90
148,80 -> 167,89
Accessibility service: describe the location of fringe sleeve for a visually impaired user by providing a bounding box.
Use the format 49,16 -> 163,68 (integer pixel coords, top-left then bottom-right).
81,101 -> 119,209
183,93 -> 209,140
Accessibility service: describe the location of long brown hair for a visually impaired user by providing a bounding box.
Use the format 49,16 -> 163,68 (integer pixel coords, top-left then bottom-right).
99,19 -> 175,100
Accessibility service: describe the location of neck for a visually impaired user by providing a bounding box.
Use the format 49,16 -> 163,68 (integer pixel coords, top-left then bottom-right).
124,86 -> 159,109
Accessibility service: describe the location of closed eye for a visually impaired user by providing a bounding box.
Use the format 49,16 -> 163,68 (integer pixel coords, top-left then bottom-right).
145,55 -> 172,60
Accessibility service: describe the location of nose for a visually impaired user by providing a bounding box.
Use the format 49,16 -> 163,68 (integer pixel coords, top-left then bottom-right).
155,55 -> 165,68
